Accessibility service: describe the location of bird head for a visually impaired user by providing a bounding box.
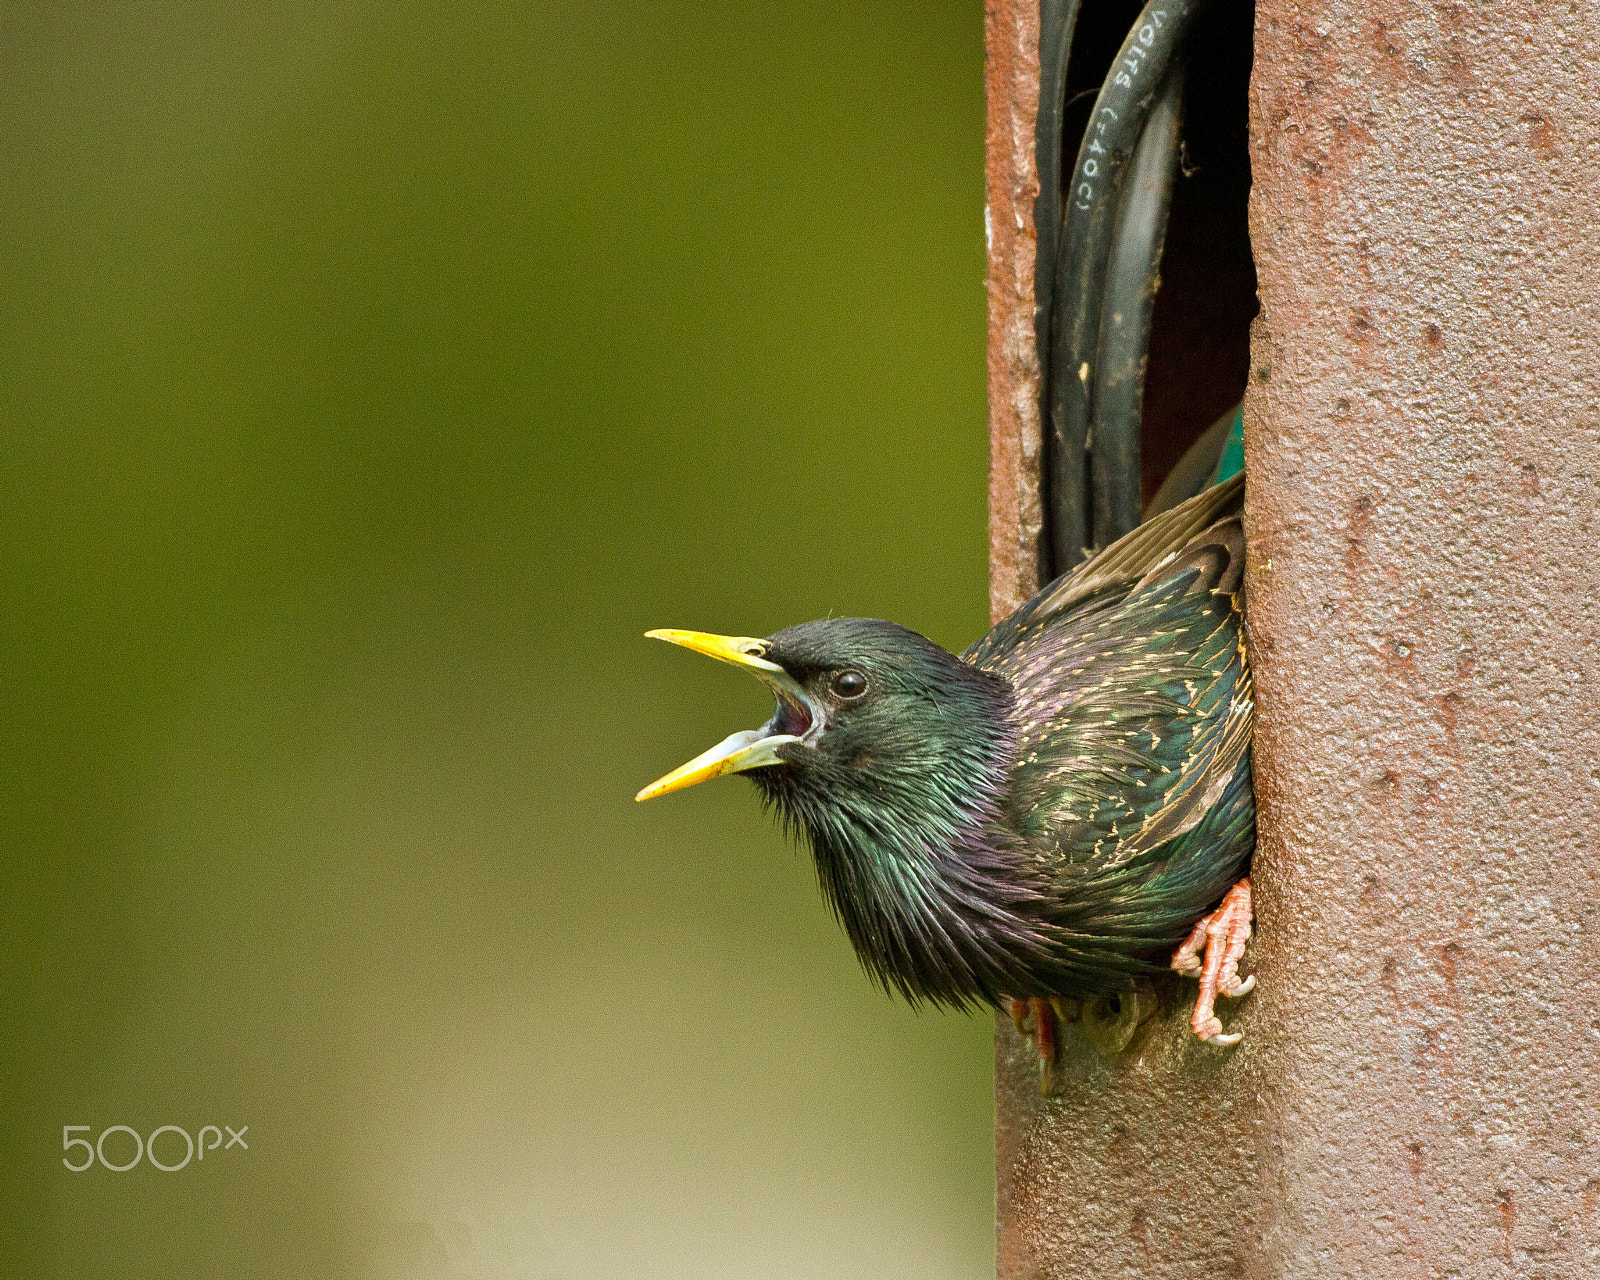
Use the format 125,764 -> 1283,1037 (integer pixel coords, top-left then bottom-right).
636,618 -> 1014,822
638,618 -> 1044,1006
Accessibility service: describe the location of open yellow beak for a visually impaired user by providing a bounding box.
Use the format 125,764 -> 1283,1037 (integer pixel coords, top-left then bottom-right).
635,629 -> 816,801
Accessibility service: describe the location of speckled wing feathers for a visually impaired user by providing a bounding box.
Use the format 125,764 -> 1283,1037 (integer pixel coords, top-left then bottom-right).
1024,472 -> 1244,619
960,477 -> 1253,986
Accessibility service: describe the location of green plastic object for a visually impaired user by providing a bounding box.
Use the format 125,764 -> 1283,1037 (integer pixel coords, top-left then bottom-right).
1209,403 -> 1245,487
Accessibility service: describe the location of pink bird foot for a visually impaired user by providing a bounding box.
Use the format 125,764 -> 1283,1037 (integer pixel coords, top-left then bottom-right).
1007,996 -> 1061,1094
1171,876 -> 1255,1046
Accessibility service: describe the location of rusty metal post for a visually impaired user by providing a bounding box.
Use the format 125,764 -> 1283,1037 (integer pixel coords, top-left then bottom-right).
988,1 -> 1600,1275
1243,0 -> 1600,1271
986,0 -> 1047,626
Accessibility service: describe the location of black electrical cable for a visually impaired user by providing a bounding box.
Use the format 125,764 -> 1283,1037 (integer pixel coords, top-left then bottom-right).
1032,0 -> 1083,385
1044,0 -> 1206,575
1090,66 -> 1185,547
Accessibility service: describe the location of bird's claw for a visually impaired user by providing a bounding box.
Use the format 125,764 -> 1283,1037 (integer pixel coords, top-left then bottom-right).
1007,996 -> 1059,1095
1171,876 -> 1254,1047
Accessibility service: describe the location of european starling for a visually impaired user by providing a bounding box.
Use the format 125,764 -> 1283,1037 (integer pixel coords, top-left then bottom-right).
637,474 -> 1254,1086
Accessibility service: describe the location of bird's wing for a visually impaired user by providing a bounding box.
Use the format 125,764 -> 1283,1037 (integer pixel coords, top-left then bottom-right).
964,476 -> 1251,871
1029,470 -> 1244,623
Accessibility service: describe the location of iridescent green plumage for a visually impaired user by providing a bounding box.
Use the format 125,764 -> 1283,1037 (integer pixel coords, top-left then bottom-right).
641,474 -> 1253,1021
961,472 -> 1252,996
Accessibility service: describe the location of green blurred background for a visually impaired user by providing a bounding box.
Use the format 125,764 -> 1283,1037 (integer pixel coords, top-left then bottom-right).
2,2 -> 993,1276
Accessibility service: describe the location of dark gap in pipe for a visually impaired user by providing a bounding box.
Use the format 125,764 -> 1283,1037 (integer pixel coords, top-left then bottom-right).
1045,0 -> 1206,575
1140,0 -> 1258,507
1035,0 -> 1258,563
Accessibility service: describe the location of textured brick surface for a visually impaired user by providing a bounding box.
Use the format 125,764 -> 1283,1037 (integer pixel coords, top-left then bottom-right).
989,2 -> 1600,1275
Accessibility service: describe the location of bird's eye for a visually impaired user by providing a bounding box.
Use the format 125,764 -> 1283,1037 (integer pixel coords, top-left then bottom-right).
831,670 -> 868,699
